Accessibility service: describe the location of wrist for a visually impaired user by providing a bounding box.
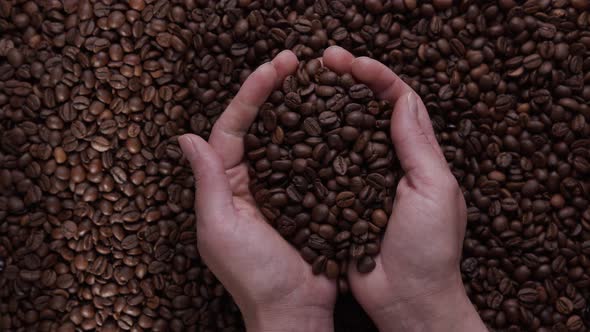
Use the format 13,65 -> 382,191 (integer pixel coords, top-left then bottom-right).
243,305 -> 333,332
371,278 -> 486,332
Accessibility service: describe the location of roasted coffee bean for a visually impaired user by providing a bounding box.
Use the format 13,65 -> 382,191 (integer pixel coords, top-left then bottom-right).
312,255 -> 327,275
357,256 -> 376,273
349,84 -> 373,100
3,1 -> 590,331
371,209 -> 388,228
303,117 -> 322,136
336,191 -> 355,208
332,156 -> 348,176
556,297 -> 575,315
351,221 -> 369,236
318,111 -> 339,127
325,260 -> 340,279
518,288 -> 539,304
246,61 -> 398,281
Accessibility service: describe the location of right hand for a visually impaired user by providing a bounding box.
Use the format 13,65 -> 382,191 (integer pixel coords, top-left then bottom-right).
178,51 -> 336,332
323,46 -> 487,332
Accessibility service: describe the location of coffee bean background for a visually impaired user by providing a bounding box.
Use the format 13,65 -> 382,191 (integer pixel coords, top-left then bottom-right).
0,0 -> 589,331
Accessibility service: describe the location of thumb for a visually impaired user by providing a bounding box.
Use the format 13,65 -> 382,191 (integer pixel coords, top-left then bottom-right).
178,134 -> 234,225
391,93 -> 448,188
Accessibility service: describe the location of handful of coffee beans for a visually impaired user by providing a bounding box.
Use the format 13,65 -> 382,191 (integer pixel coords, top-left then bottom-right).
245,59 -> 400,286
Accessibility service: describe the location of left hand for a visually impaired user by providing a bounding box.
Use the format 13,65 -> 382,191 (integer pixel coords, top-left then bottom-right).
178,51 -> 337,332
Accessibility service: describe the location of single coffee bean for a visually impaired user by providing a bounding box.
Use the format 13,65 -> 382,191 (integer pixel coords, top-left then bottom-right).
312,255 -> 327,274
303,117 -> 322,136
351,220 -> 369,236
336,191 -> 355,208
556,297 -> 574,315
325,260 -> 339,279
318,111 -> 339,127
332,156 -> 348,176
357,256 -> 376,273
349,84 -> 374,100
371,209 -> 388,228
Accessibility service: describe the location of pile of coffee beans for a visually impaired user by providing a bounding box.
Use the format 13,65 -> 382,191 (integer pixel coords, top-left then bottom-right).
0,0 -> 241,331
1,0 -> 589,331
245,59 -> 399,288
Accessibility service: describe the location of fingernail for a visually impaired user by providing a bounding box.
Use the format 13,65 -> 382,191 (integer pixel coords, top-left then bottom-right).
325,45 -> 340,52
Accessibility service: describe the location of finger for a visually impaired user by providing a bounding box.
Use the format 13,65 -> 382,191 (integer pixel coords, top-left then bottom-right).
209,50 -> 298,170
391,93 -> 448,187
324,47 -> 445,161
415,98 -> 445,161
324,47 -> 412,103
271,50 -> 299,88
322,46 -> 355,74
351,57 -> 414,103
178,134 -> 234,225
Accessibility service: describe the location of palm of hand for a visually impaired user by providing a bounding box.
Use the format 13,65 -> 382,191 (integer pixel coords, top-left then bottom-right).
319,47 -> 469,323
198,162 -> 336,315
384,177 -> 466,288
349,175 -> 466,315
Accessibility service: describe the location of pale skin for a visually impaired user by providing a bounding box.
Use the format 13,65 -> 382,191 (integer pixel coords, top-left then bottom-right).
178,46 -> 487,332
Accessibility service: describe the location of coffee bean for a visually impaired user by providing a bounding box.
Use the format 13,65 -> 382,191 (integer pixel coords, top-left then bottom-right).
261,108 -> 277,131
326,260 -> 340,279
332,156 -> 348,176
349,84 -> 373,100
303,117 -> 322,136
371,209 -> 388,228
338,126 -> 358,142
336,191 -> 355,208
312,255 -> 327,274
2,1 -> 590,330
90,136 -> 111,152
318,111 -> 339,127
280,112 -> 301,128
56,273 -> 74,289
523,54 -> 542,69
517,288 -> 538,304
357,256 -> 376,273
311,204 -> 330,222
316,85 -> 336,97
326,94 -> 348,111
556,297 -> 575,315
351,221 -> 369,236
121,235 -> 139,250
566,315 -> 584,331
318,224 -> 336,240
285,92 -> 302,109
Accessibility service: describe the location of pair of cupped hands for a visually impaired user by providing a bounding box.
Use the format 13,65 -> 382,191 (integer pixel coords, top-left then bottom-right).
178,47 -> 486,332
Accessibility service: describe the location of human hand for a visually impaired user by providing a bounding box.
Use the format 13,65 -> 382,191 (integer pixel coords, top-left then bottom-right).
323,46 -> 487,332
178,51 -> 336,332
